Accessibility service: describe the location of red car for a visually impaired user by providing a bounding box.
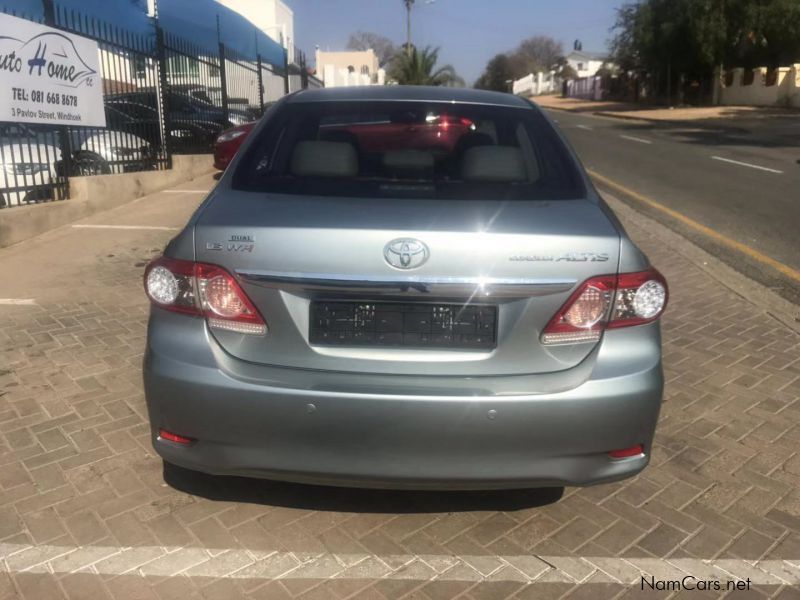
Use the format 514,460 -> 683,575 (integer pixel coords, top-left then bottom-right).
322,114 -> 475,155
213,121 -> 256,171
213,113 -> 475,171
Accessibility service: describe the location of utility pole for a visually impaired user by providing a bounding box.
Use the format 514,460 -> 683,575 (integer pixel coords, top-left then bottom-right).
404,0 -> 414,56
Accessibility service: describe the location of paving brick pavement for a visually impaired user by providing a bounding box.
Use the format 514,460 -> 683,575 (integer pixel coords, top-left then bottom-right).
0,177 -> 798,599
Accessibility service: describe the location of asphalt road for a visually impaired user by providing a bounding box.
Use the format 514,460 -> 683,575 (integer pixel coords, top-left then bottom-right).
544,108 -> 800,304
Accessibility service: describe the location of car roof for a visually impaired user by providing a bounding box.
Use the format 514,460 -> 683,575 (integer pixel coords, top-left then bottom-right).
287,85 -> 532,109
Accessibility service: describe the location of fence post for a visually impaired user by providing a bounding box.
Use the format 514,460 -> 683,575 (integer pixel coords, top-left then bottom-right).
283,48 -> 290,95
218,43 -> 229,123
256,54 -> 265,114
154,24 -> 172,168
300,51 -> 308,90
42,0 -> 73,186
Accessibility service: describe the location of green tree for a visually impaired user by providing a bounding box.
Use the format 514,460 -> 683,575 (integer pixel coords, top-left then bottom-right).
612,0 -> 800,75
559,63 -> 578,80
346,31 -> 398,68
474,35 -> 566,90
513,36 -> 565,73
389,46 -> 463,86
474,53 -> 514,91
729,0 -> 800,68
403,0 -> 414,57
611,0 -> 733,101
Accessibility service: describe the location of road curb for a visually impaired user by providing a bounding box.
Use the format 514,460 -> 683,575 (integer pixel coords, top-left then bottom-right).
589,111 -> 751,132
598,187 -> 800,335
538,104 -> 751,129
590,110 -> 684,125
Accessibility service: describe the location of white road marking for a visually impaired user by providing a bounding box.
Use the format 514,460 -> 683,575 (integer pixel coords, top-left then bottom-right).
711,155 -> 784,174
576,124 -> 593,131
163,189 -> 207,194
0,543 -> 797,585
620,135 -> 653,145
71,224 -> 179,231
0,299 -> 36,306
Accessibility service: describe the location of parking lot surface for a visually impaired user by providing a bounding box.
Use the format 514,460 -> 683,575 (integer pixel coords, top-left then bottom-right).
0,175 -> 798,599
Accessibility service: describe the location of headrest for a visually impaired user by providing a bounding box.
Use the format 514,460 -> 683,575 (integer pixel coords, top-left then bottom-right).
319,129 -> 359,146
455,132 -> 495,153
461,146 -> 527,182
382,150 -> 435,175
290,141 -> 358,177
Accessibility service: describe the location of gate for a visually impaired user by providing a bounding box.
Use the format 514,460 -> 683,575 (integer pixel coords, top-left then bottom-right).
0,0 -> 304,210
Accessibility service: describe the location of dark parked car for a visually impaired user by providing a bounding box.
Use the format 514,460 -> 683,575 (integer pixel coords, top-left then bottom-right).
106,91 -> 250,132
144,86 -> 668,491
105,102 -> 220,153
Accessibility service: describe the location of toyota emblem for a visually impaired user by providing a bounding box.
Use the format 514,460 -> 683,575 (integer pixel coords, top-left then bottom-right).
383,238 -> 429,270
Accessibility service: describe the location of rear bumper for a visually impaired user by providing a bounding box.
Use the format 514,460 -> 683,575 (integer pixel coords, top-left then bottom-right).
144,311 -> 663,490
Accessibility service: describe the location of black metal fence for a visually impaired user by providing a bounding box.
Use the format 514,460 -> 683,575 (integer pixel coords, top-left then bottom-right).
0,5 -> 68,208
0,0 -> 312,209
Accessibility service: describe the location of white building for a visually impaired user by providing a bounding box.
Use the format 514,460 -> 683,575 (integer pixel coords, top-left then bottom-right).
102,0 -> 310,107
565,50 -> 608,79
216,0 -> 295,63
315,49 -> 385,87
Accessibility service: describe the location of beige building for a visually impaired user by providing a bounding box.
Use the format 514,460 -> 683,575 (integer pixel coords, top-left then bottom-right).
315,49 -> 384,87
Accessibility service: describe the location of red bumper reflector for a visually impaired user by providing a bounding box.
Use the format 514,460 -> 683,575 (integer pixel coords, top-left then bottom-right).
608,444 -> 644,459
158,428 -> 194,445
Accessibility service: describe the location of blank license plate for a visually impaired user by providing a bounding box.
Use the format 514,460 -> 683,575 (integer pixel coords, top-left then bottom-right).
310,301 -> 497,349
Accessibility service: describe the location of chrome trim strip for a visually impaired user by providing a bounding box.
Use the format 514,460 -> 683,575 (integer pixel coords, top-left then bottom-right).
237,270 -> 576,297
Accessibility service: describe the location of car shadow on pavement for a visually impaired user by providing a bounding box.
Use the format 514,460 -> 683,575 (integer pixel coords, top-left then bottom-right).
616,119 -> 799,149
163,462 -> 564,513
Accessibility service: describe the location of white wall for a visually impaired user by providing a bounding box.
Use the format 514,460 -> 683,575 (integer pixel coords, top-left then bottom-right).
99,48 -> 136,91
321,64 -> 384,88
217,0 -> 294,61
316,49 -> 383,87
274,0 -> 294,61
263,69 -> 287,102
718,65 -> 800,108
565,76 -> 603,100
513,71 -> 558,96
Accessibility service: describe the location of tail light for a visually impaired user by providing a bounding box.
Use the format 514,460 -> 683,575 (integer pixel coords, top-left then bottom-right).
158,428 -> 195,445
144,257 -> 267,336
608,444 -> 644,459
542,268 -> 667,345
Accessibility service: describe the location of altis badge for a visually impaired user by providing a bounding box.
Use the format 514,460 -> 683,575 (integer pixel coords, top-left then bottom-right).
509,252 -> 609,262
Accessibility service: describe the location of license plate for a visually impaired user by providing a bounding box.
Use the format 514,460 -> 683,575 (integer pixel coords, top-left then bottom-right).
310,301 -> 497,349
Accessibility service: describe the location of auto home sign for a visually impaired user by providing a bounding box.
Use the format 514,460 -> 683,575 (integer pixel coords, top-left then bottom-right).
0,12 -> 105,127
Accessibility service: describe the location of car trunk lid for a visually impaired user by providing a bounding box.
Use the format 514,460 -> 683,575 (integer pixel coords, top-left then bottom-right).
194,190 -> 620,376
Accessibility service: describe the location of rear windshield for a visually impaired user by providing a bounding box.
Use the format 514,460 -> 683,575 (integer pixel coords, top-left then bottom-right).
232,100 -> 585,200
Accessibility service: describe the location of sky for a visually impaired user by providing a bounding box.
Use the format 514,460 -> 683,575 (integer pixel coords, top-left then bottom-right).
289,0 -> 622,84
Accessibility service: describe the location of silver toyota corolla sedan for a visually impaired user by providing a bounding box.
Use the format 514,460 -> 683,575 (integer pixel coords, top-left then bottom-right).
143,86 -> 668,490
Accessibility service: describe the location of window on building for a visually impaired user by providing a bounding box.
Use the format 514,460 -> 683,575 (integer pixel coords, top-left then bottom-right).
131,55 -> 148,80
167,55 -> 200,78
361,65 -> 370,75
347,65 -> 355,73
